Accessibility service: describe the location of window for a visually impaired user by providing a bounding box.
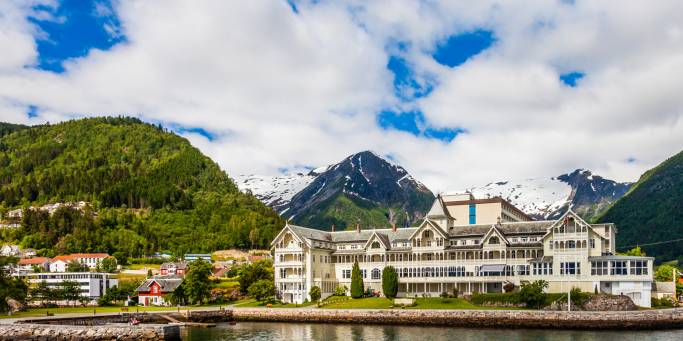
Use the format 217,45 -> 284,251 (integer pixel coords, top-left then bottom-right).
590,239 -> 595,248
591,261 -> 608,276
517,265 -> 530,275
342,270 -> 351,279
447,266 -> 465,277
533,262 -> 552,275
371,268 -> 381,280
469,204 -> 476,224
279,268 -> 287,279
371,241 -> 381,249
549,240 -> 553,249
488,236 -> 500,245
350,245 -> 358,250
610,261 -> 628,275
460,240 -> 466,246
630,260 -> 648,275
361,269 -> 367,278
560,262 -> 580,275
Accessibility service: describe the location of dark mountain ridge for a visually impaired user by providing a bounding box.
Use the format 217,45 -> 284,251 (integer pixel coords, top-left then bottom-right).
284,151 -> 434,230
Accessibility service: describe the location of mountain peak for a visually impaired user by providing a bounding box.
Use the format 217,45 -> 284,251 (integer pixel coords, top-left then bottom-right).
241,151 -> 434,230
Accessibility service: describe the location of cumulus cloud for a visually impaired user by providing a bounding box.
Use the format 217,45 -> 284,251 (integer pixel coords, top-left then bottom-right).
0,0 -> 682,191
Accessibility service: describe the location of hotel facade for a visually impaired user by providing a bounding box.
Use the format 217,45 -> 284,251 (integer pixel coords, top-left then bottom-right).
272,193 -> 654,307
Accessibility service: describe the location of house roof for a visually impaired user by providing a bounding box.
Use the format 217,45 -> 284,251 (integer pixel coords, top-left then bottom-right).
426,195 -> 452,219
18,257 -> 50,265
450,221 -> 552,237
284,217 -> 608,247
161,261 -> 188,270
136,276 -> 183,293
51,255 -> 76,262
51,253 -> 110,263
70,253 -> 110,258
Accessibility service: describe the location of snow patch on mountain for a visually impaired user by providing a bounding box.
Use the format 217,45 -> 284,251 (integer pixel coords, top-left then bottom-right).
235,173 -> 317,209
458,176 -> 574,219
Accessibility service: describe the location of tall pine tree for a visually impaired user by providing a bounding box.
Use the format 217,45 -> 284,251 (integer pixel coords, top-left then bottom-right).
382,266 -> 398,299
350,260 -> 364,298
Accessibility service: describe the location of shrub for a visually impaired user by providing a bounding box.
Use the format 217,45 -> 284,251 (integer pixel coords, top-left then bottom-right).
569,287 -> 590,307
503,282 -> 515,293
653,297 -> 675,308
451,287 -> 459,298
382,266 -> 398,299
440,292 -> 450,303
519,280 -> 549,309
309,286 -> 321,302
334,284 -> 348,296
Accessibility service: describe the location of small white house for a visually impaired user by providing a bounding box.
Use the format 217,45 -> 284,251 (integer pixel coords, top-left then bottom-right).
0,244 -> 20,257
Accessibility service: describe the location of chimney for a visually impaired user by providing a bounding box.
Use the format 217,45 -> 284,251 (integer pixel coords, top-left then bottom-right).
392,222 -> 397,232
356,223 -> 360,234
331,224 -> 335,232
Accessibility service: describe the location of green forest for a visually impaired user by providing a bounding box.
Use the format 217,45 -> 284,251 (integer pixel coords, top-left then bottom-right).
0,117 -> 284,258
597,148 -> 683,262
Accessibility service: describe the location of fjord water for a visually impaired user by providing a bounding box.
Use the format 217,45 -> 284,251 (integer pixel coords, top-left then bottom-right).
181,322 -> 683,341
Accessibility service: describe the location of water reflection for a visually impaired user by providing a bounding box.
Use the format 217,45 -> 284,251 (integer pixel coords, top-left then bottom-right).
182,322 -> 683,341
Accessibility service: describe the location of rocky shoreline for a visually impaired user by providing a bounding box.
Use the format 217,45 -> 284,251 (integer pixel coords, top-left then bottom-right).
231,307 -> 683,330
2,308 -> 683,340
0,323 -> 179,341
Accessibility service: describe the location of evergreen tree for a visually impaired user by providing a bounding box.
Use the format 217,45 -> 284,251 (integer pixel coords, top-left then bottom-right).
350,260 -> 364,298
382,266 -> 398,299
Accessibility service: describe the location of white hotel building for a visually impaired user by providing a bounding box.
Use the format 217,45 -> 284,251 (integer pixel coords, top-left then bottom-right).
272,193 -> 654,307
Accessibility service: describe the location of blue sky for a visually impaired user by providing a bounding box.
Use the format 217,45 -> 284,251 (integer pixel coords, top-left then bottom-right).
26,1 -> 488,144
2,1 -> 682,189
29,0 -> 124,73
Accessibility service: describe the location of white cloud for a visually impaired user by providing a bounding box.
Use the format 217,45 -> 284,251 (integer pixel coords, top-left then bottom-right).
0,0 -> 682,191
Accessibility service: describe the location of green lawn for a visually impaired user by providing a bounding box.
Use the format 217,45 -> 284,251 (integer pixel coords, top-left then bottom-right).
321,297 -> 394,309
320,297 -> 522,310
0,305 -> 226,319
126,264 -> 161,270
233,299 -> 316,308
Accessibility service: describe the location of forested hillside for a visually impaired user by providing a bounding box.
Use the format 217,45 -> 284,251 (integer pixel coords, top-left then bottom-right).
597,149 -> 683,262
0,122 -> 28,138
0,117 -> 284,257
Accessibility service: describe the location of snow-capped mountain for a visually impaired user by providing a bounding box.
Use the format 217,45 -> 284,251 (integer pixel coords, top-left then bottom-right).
238,153 -> 630,225
284,151 -> 434,229
237,151 -> 434,230
459,169 -> 632,220
234,166 -> 329,210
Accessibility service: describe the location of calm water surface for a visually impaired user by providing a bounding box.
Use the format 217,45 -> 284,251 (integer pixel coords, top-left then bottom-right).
181,322 -> 683,341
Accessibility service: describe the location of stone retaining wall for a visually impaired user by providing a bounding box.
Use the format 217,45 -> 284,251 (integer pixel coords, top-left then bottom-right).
232,308 -> 683,330
0,323 -> 179,341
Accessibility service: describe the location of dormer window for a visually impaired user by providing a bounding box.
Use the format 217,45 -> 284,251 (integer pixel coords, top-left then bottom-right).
371,241 -> 381,249
488,236 -> 500,245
